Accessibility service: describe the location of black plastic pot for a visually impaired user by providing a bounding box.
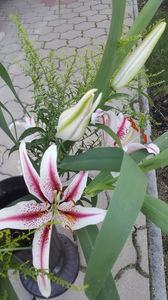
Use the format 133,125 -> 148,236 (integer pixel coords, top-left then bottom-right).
0,176 -> 79,299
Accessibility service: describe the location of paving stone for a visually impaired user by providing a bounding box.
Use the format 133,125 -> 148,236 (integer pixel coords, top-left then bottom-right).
4,99 -> 24,121
13,74 -> 32,88
68,37 -> 90,48
99,8 -> 112,15
34,25 -> 54,35
68,16 -> 86,25
45,39 -> 67,50
39,32 -> 60,41
116,269 -> 150,300
61,29 -> 81,40
56,46 -> 76,57
73,6 -> 90,13
112,233 -> 136,277
19,88 -> 34,105
60,12 -> 79,20
137,228 -> 149,274
80,10 -> 97,17
1,43 -> 20,54
54,23 -> 73,33
97,19 -> 110,29
28,21 -> 48,29
75,21 -> 95,31
48,18 -> 67,27
8,63 -> 23,75
0,85 -> 16,103
83,28 -> 105,38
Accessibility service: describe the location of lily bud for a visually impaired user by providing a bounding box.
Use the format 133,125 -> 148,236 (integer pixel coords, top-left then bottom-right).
56,89 -> 102,141
111,22 -> 166,90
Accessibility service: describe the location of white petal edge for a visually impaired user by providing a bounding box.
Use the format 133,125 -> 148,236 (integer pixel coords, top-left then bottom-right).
19,142 -> 45,203
33,225 -> 52,298
40,144 -> 62,204
58,205 -> 107,230
124,142 -> 160,155
61,171 -> 88,203
0,200 -> 52,230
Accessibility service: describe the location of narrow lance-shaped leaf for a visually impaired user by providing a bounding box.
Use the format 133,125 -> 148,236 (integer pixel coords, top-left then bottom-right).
0,107 -> 16,143
77,226 -> 120,300
0,278 -> 19,300
140,148 -> 168,172
58,147 -> 124,172
142,194 -> 168,235
93,0 -> 126,105
0,63 -> 29,116
84,152 -> 147,300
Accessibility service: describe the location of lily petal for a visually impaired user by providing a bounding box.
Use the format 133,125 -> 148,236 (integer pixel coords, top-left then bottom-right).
58,204 -> 106,230
40,144 -> 62,204
0,200 -> 52,230
19,142 -> 46,203
56,90 -> 102,141
33,225 -> 52,298
124,142 -> 160,154
61,171 -> 88,203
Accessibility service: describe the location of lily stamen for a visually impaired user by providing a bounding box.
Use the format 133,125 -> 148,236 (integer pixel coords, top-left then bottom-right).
38,208 -> 42,218
65,224 -> 73,232
128,118 -> 139,132
68,197 -> 76,207
141,128 -> 147,144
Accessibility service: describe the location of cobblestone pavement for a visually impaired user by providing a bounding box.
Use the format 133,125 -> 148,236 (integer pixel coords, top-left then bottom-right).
0,0 -> 150,299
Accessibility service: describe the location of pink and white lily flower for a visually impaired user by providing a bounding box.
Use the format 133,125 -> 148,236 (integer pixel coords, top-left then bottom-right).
0,142 -> 106,298
91,109 -> 160,155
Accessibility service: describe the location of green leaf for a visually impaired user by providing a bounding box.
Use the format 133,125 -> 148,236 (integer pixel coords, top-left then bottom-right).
142,194 -> 168,235
140,148 -> 168,172
0,278 -> 19,300
154,131 -> 168,151
77,226 -> 120,300
58,147 -> 124,172
18,127 -> 44,141
0,102 -> 18,140
85,171 -> 117,197
0,107 -> 16,143
95,123 -> 122,148
126,0 -> 163,39
94,0 -> 126,104
84,153 -> 147,300
0,63 -> 29,116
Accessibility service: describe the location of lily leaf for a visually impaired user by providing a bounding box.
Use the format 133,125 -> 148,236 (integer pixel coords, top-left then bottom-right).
0,107 -> 16,143
140,148 -> 168,172
84,152 -> 147,300
142,194 -> 168,235
58,147 -> 124,172
0,278 -> 19,300
77,226 -> 120,300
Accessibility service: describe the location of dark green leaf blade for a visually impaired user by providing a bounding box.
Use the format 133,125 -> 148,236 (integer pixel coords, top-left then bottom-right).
94,0 -> 126,104
0,278 -> 19,300
59,147 -> 124,172
77,226 -> 120,300
84,153 -> 147,300
0,107 -> 16,143
140,148 -> 168,172
142,194 -> 168,235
